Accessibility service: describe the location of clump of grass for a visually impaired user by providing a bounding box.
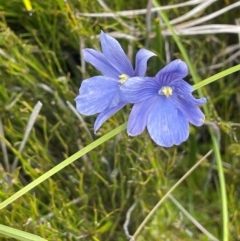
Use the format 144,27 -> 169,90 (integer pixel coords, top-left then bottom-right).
1,0 -> 240,241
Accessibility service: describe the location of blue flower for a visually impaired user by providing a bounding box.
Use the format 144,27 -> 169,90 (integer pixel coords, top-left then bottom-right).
75,31 -> 156,132
121,59 -> 206,147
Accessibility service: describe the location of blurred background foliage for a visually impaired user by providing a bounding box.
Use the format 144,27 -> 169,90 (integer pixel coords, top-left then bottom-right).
0,0 -> 240,240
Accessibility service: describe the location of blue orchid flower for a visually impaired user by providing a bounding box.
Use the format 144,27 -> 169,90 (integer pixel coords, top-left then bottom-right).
121,59 -> 206,147
75,31 -> 156,132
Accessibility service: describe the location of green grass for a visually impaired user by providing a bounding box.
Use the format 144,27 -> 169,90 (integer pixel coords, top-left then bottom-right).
1,0 -> 240,240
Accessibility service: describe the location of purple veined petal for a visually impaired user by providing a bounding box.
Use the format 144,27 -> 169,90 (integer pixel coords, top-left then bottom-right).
172,78 -> 206,106
170,95 -> 206,126
121,77 -> 159,103
134,49 -> 156,76
155,59 -> 188,86
174,87 -> 207,106
171,79 -> 193,94
94,102 -> 126,132
100,31 -> 134,76
83,49 -> 119,79
127,96 -> 159,136
75,76 -> 119,115
147,96 -> 189,147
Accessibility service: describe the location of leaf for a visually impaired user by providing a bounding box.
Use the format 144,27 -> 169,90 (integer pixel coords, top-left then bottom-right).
0,224 -> 47,241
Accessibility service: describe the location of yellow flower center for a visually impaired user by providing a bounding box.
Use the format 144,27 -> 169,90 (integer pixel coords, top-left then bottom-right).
118,74 -> 129,84
158,86 -> 173,97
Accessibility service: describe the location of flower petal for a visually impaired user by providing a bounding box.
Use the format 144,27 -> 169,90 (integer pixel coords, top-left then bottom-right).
170,95 -> 206,126
100,31 -> 134,76
147,97 -> 189,147
155,59 -> 188,86
127,96 -> 159,136
134,49 -> 156,76
83,49 -> 119,78
121,77 -> 159,103
75,76 -> 119,115
171,79 -> 193,94
94,102 -> 126,132
174,86 -> 206,106
109,90 -> 121,108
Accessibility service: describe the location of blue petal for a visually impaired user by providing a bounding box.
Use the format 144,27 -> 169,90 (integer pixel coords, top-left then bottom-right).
121,77 -> 159,103
174,85 -> 206,106
170,95 -> 205,126
155,59 -> 188,86
100,31 -> 134,76
83,49 -> 119,78
75,76 -> 119,115
127,96 -> 159,136
94,102 -> 126,132
134,49 -> 156,76
147,97 -> 189,147
171,79 -> 193,94
109,90 -> 121,108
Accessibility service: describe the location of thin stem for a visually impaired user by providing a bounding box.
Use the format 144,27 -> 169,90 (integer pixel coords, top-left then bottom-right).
168,194 -> 219,241
211,134 -> 228,240
130,150 -> 212,241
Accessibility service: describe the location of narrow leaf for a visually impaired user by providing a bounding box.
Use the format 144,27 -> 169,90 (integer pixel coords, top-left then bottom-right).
0,224 -> 47,241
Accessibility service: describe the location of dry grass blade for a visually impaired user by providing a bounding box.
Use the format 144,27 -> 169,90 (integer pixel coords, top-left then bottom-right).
168,194 -> 219,241
123,201 -> 137,239
130,150 -> 213,241
66,101 -> 93,141
169,0 -> 217,25
77,0 -> 204,17
0,118 -> 10,172
11,101 -> 43,172
206,50 -> 240,71
236,18 -> 240,44
96,0 -> 135,31
163,24 -> 240,35
174,1 -> 240,29
89,32 -> 139,41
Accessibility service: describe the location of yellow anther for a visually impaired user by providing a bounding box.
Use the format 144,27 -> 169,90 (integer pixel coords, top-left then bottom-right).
159,86 -> 173,97
118,74 -> 129,84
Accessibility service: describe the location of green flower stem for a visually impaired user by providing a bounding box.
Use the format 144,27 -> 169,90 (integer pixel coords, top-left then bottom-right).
211,132 -> 228,238
0,123 -> 127,210
152,1 -> 229,240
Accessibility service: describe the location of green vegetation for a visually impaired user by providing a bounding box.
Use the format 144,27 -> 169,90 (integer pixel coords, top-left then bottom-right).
0,1 -> 240,240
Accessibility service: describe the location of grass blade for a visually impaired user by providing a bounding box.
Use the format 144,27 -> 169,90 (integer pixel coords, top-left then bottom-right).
0,224 -> 46,241
0,123 -> 127,209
